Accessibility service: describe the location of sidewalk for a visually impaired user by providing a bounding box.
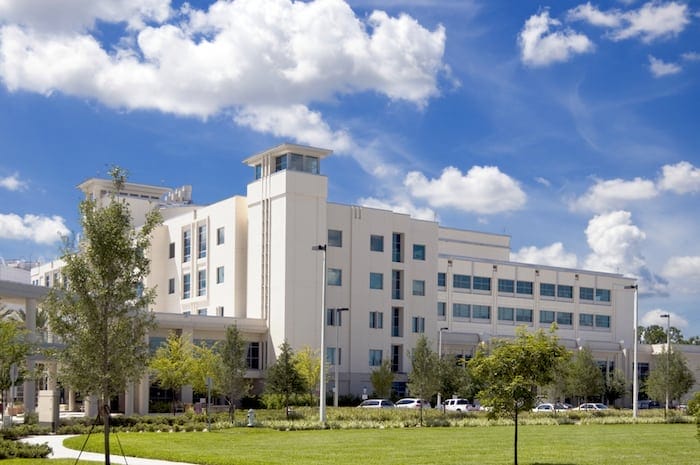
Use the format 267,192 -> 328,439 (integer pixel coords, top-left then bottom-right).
21,435 -> 197,465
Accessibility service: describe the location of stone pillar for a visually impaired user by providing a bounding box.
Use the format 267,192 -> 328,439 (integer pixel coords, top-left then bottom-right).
138,372 -> 150,414
124,383 -> 134,416
23,357 -> 37,415
68,389 -> 76,412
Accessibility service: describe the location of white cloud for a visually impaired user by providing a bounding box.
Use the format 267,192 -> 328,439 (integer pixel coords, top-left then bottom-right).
0,0 -> 446,158
640,309 -> 688,329
357,196 -> 437,222
404,165 -> 526,214
511,242 -> 578,268
0,213 -> 69,244
682,51 -> 700,62
661,256 -> 700,294
657,161 -> 700,194
518,10 -> 594,67
570,177 -> 657,212
0,173 -> 27,191
648,55 -> 681,77
567,1 -> 690,43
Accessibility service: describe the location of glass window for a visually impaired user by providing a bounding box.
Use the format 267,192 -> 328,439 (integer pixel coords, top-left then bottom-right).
369,272 -> 383,289
540,283 -> 555,297
557,285 -> 573,299
498,306 -> 514,321
183,230 -> 191,263
437,302 -> 446,317
197,269 -> 206,296
498,279 -> 514,293
412,280 -> 425,296
453,274 -> 471,289
369,349 -> 383,366
198,225 -> 207,258
392,233 -> 403,263
516,281 -> 533,295
197,308 -> 207,316
326,308 -> 343,326
437,272 -> 446,287
413,244 -> 426,260
579,313 -> 594,327
168,278 -> 175,294
392,270 -> 403,299
556,312 -> 573,326
370,234 -> 384,252
254,164 -> 262,180
275,154 -> 287,172
391,307 -> 403,337
217,266 -> 224,284
327,268 -> 342,286
539,310 -> 555,324
328,229 -> 342,247
472,305 -> 491,320
595,314 -> 611,328
168,242 -> 175,259
369,311 -> 384,329
304,156 -> 319,174
246,342 -> 260,369
473,276 -> 491,291
326,347 -> 340,365
217,227 -> 225,245
412,317 -> 425,333
183,273 -> 191,299
516,308 -> 533,323
580,287 -> 594,300
453,303 -> 470,318
595,288 -> 611,302
290,153 -> 304,171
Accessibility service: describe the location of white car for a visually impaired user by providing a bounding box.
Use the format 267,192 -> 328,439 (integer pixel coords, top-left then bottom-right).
395,398 -> 431,409
357,399 -> 395,408
532,403 -> 568,413
443,398 -> 473,412
574,403 -> 608,411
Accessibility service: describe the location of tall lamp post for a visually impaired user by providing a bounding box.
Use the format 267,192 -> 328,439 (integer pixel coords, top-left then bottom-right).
660,313 -> 670,419
624,284 -> 639,418
333,307 -> 349,407
312,244 -> 327,424
436,327 -> 448,410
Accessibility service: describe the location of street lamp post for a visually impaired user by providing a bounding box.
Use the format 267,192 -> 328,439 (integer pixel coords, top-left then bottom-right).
333,307 -> 349,407
624,284 -> 639,418
437,327 -> 448,410
660,313 -> 670,418
312,244 -> 327,424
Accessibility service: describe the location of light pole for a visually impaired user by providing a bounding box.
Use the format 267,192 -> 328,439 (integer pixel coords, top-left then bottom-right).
624,284 -> 639,418
333,307 -> 349,407
312,244 -> 327,424
660,312 -> 670,418
437,327 -> 448,410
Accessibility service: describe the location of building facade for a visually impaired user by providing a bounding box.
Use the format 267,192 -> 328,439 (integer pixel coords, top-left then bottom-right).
26,143 -> 699,413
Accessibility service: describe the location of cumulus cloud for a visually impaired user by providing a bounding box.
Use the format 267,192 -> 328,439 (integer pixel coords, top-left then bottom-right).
358,196 -> 437,222
662,256 -> 700,294
657,161 -> 700,194
518,10 -> 594,67
567,1 -> 690,43
0,0 -> 446,156
0,213 -> 69,244
648,55 -> 681,77
0,173 -> 27,191
511,242 -> 578,268
570,177 -> 657,212
682,51 -> 700,62
640,309 -> 688,329
404,165 -> 526,214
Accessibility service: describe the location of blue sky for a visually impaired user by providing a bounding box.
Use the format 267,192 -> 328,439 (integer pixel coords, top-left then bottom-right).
1,0 -> 699,336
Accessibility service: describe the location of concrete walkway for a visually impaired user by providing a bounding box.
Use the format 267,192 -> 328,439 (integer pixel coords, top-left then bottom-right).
21,435 -> 197,465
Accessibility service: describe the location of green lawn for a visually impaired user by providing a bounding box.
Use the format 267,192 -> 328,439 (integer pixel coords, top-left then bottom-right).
48,423 -> 699,465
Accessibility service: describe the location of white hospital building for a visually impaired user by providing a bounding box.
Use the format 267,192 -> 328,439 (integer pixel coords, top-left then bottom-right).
22,143 -> 697,415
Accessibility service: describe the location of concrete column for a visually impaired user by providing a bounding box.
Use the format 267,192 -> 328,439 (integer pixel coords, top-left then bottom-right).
138,372 -> 150,414
124,383 -> 134,416
23,357 -> 37,415
68,389 -> 76,412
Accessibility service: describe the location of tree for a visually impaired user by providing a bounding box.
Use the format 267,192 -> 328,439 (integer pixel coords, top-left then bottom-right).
604,369 -> 627,406
408,335 -> 440,424
469,326 -> 569,465
567,347 -> 604,405
644,349 -> 695,410
216,325 -> 250,421
1,307 -> 49,342
370,360 -> 394,399
191,342 -> 221,399
438,356 -> 473,401
640,325 -> 684,344
44,167 -> 159,465
293,346 -> 321,405
149,331 -> 196,413
0,319 -> 31,420
265,341 -> 305,419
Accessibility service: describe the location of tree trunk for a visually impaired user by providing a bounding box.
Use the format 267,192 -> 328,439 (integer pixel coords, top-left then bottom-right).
513,409 -> 518,465
102,400 -> 111,465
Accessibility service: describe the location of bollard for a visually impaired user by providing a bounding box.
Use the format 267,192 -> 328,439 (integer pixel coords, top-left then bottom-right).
246,408 -> 255,427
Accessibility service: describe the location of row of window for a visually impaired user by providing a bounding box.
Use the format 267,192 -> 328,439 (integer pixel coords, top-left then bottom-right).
328,230 -> 426,263
169,226 -> 226,263
437,273 -> 611,303
369,345 -> 404,371
169,266 -> 225,298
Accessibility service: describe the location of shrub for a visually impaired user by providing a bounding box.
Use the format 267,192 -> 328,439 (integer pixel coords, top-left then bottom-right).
686,391 -> 700,416
0,439 -> 51,459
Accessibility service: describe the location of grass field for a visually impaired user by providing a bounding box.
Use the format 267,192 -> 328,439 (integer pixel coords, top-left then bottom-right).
39,423 -> 697,465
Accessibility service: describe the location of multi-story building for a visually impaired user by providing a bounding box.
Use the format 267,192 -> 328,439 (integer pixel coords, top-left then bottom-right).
27,143 -> 698,414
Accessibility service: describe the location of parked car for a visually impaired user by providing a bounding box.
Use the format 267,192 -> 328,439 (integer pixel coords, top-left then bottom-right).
395,398 -> 431,409
575,403 -> 608,411
638,400 -> 661,409
532,403 -> 568,413
443,398 -> 473,412
357,399 -> 395,408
